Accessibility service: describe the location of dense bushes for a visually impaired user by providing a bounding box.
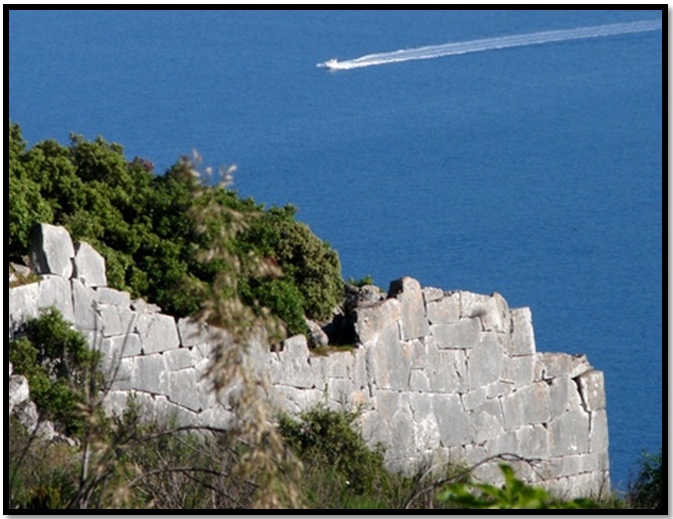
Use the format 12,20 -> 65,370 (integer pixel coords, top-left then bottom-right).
8,121 -> 343,336
627,448 -> 662,509
9,308 -> 101,437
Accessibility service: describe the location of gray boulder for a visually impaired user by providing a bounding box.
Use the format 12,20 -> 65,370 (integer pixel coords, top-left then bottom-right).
73,241 -> 107,287
30,223 -> 75,278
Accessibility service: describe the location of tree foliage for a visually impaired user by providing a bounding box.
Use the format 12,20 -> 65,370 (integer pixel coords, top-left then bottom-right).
8,121 -> 343,335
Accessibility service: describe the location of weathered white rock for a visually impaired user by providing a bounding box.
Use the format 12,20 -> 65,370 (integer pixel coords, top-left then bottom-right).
467,333 -> 503,390
136,313 -> 180,354
165,368 -> 201,412
536,352 -> 592,381
515,424 -> 550,458
177,317 -> 209,347
576,370 -> 606,411
549,409 -> 590,457
9,374 -> 31,415
427,347 -> 467,393
426,292 -> 460,325
422,286 -> 444,304
73,241 -> 107,287
8,282 -> 40,337
37,275 -> 74,324
518,382 -> 551,425
469,399 -> 505,443
432,393 -> 471,446
96,286 -> 130,307
431,318 -> 481,350
389,277 -> 430,341
30,223 -> 75,278
132,354 -> 168,394
306,318 -> 329,348
71,279 -> 98,331
501,354 -> 535,388
508,307 -> 536,356
548,375 -> 583,418
589,409 -> 609,455
365,323 -> 410,391
353,298 -> 401,344
97,304 -> 136,338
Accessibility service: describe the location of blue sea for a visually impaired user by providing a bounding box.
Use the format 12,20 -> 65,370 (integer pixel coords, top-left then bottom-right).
8,9 -> 663,492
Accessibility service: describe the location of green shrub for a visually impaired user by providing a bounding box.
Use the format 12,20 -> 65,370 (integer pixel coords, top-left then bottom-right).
9,307 -> 100,437
278,405 -> 396,505
628,448 -> 662,509
438,463 -> 596,509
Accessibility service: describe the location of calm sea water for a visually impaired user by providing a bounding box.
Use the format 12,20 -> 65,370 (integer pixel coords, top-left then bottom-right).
9,9 -> 663,491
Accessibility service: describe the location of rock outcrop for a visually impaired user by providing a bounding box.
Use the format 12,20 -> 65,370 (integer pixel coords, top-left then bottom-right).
8,224 -> 610,498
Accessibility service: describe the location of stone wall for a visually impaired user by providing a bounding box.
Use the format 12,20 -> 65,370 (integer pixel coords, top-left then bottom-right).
8,224 -> 610,498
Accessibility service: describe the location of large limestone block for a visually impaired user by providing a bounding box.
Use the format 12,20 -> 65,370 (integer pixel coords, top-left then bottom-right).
73,241 -> 107,287
132,354 -> 168,394
509,307 -> 536,356
467,333 -> 503,390
422,286 -> 444,304
37,275 -> 74,324
549,409 -> 590,456
98,304 -> 136,338
365,324 -> 411,391
9,282 -> 40,337
409,393 -> 441,448
165,368 -> 201,412
469,399 -> 505,443
71,279 -> 98,331
198,406 -> 236,430
136,313 -> 180,354
589,409 -> 609,455
388,277 -> 430,340
430,318 -> 481,349
107,357 -> 134,391
30,223 -> 75,278
536,353 -> 592,381
164,348 -> 195,371
410,369 -> 431,391
501,390 -> 525,431
514,424 -> 550,458
96,287 -> 130,307
348,349 -> 369,390
98,334 -> 142,375
272,385 -> 323,414
326,378 -> 356,406
275,335 -> 321,389
576,370 -> 606,411
548,375 -> 583,418
390,400 -> 416,457
501,355 -> 535,388
432,394 -> 470,446
177,317 -> 210,347
460,292 -> 511,333
353,298 -> 401,344
361,410 -> 393,450
427,346 -> 467,393
426,292 -> 460,325
154,397 -> 200,427
517,382 -> 551,425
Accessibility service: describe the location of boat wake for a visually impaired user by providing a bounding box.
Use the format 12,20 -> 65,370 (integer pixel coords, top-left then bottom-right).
317,19 -> 661,71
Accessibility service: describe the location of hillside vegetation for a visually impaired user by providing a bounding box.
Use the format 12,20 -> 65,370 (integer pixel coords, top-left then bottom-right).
9,121 -> 342,337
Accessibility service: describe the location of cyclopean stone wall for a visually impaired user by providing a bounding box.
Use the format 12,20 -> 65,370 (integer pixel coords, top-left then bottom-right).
8,224 -> 610,498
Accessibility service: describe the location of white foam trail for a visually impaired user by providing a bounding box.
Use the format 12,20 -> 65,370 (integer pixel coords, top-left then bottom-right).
318,19 -> 661,70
